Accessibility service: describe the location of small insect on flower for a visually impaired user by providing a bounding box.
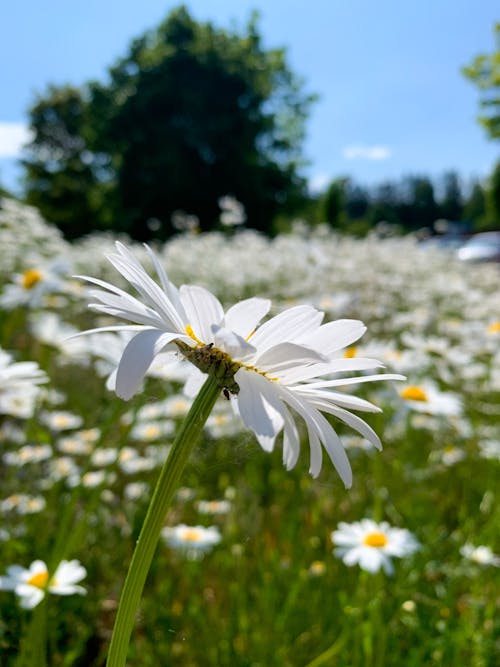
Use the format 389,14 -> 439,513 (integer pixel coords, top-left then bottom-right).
331,519 -> 420,575
0,559 -> 87,608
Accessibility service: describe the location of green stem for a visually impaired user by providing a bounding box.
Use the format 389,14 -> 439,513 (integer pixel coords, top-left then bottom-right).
106,375 -> 221,667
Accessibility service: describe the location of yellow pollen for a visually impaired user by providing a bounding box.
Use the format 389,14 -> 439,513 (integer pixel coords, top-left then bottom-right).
344,346 -> 357,358
185,325 -> 205,346
22,269 -> 43,290
27,570 -> 49,589
144,425 -> 160,438
363,532 -> 388,548
400,386 -> 428,402
182,529 -> 203,543
487,322 -> 500,334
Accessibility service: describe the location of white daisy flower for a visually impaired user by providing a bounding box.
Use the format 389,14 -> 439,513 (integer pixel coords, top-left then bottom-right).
196,499 -> 231,515
460,543 -> 500,567
398,382 -> 462,416
76,242 -> 403,486
161,524 -> 221,559
331,519 -> 420,575
0,494 -> 46,514
0,559 -> 87,609
0,349 -> 48,418
40,410 -> 84,432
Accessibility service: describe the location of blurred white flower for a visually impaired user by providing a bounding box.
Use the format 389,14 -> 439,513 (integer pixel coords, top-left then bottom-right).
129,419 -> 175,442
218,195 -> 246,227
460,543 -> 500,567
76,242 -> 403,486
399,383 -> 461,416
3,444 -> 53,466
40,411 -> 84,431
478,439 -> 500,461
196,499 -> 231,515
0,559 -> 86,609
331,519 -> 420,575
0,258 -> 71,310
0,494 -> 46,514
0,349 -> 47,418
429,446 -> 466,467
161,524 -> 221,559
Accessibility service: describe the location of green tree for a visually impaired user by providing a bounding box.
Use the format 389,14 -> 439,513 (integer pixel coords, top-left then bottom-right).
22,86 -> 112,239
439,171 -> 463,221
398,176 -> 438,230
24,7 -> 315,240
463,22 -> 500,141
463,179 -> 486,228
484,160 -> 500,229
321,178 -> 347,228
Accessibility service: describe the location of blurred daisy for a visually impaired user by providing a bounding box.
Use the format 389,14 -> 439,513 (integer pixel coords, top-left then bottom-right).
40,411 -> 84,431
0,258 -> 70,310
196,499 -> 231,515
0,559 -> 86,608
0,349 -> 47,418
161,524 -> 221,559
399,382 -> 461,416
0,494 -> 46,514
76,242 -> 403,486
429,445 -> 466,467
331,519 -> 420,575
3,444 -> 53,466
478,439 -> 500,461
129,419 -> 175,442
460,543 -> 500,567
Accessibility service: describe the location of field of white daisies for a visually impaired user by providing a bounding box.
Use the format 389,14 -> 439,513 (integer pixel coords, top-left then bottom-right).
0,197 -> 499,666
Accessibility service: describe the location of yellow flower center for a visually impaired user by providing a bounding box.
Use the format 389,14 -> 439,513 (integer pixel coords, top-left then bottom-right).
178,328 -> 277,395
27,571 -> 49,589
487,322 -> 500,334
181,529 -> 203,543
22,269 -> 43,290
185,325 -> 205,346
363,532 -> 388,548
344,346 -> 357,358
400,386 -> 428,402
144,425 -> 161,439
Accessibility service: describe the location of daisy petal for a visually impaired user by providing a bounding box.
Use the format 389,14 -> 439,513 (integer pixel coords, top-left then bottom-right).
180,285 -> 224,343
235,368 -> 285,451
116,330 -> 179,400
224,298 -> 271,338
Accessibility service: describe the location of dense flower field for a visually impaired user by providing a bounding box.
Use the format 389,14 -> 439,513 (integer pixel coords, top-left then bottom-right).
0,198 -> 499,666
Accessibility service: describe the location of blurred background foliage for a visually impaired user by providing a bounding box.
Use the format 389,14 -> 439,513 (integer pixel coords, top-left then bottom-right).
16,8 -> 500,240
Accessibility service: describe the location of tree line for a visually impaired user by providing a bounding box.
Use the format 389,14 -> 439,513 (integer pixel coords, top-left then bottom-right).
314,168 -> 498,236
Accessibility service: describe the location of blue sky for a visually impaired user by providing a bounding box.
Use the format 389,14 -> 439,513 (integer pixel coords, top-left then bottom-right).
0,1 -> 498,194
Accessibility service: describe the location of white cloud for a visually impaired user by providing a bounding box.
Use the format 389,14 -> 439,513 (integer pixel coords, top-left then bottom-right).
342,145 -> 392,161
308,172 -> 331,194
0,122 -> 32,158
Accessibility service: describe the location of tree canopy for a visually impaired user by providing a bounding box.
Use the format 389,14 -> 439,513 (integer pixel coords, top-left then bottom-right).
463,22 -> 500,142
23,7 -> 315,240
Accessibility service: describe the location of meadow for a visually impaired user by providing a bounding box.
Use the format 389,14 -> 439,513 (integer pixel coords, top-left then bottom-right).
0,197 -> 499,666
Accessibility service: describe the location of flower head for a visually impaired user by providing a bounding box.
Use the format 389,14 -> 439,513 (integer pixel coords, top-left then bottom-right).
0,559 -> 87,608
76,242 -> 404,486
460,543 -> 500,567
161,524 -> 221,559
331,519 -> 420,574
399,382 -> 461,416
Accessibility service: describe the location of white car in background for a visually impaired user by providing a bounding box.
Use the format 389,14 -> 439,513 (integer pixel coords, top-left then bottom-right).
457,232 -> 500,263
